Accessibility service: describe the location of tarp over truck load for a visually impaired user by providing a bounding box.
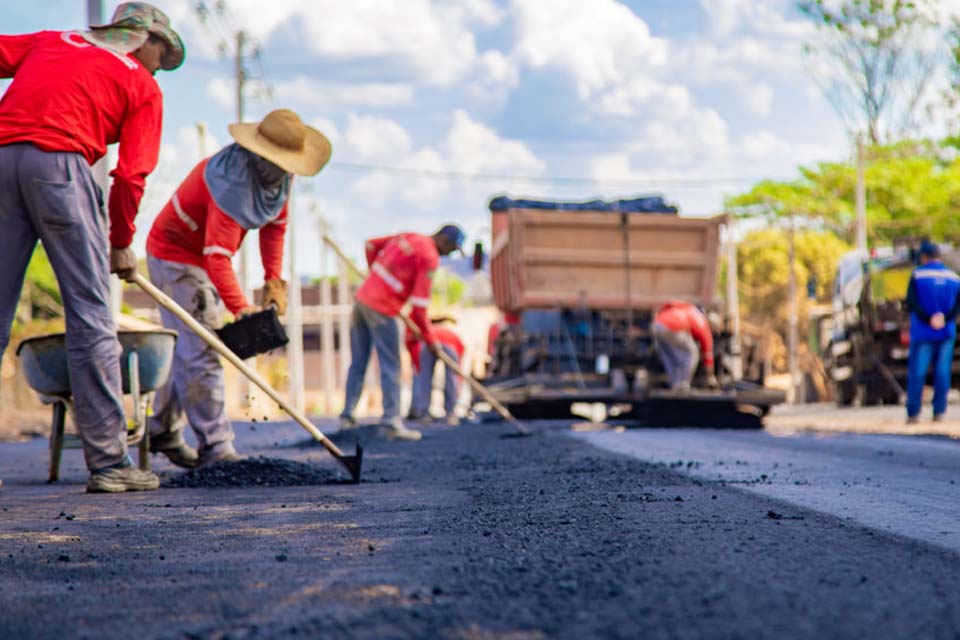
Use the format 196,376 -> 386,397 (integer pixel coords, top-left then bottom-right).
489,196 -> 724,312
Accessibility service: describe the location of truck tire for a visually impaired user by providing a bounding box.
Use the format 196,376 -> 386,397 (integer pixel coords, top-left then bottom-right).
834,380 -> 857,407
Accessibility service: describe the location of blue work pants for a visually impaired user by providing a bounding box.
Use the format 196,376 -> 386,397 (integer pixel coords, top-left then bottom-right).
341,302 -> 401,420
410,345 -> 460,418
906,337 -> 955,418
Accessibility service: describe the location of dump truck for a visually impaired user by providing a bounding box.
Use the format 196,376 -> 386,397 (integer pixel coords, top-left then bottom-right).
479,196 -> 785,427
825,244 -> 960,406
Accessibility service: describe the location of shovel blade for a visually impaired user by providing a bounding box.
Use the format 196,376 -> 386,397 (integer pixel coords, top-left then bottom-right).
338,444 -> 364,484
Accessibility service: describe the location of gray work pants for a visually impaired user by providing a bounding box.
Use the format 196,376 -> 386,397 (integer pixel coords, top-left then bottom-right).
0,143 -> 126,470
410,345 -> 460,418
653,322 -> 700,390
146,255 -> 234,455
341,301 -> 401,420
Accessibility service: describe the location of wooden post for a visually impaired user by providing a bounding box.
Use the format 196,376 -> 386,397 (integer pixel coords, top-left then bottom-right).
787,213 -> 799,404
725,222 -> 743,380
318,219 -> 336,415
855,134 -> 867,252
337,258 -> 351,390
286,192 -> 305,414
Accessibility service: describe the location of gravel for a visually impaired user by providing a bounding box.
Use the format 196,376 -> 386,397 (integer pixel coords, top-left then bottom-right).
161,456 -> 349,488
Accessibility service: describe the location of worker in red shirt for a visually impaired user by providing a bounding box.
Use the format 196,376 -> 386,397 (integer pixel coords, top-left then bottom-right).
406,320 -> 466,425
0,3 -> 184,493
652,301 -> 719,391
145,109 -> 331,468
340,225 -> 466,441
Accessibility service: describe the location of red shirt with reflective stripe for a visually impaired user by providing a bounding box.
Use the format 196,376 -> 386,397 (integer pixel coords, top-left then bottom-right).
356,233 -> 439,343
146,158 -> 288,315
0,31 -> 163,249
405,326 -> 464,372
654,301 -> 714,366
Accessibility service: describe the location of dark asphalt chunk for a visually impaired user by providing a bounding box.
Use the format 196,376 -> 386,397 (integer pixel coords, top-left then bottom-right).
160,456 -> 350,488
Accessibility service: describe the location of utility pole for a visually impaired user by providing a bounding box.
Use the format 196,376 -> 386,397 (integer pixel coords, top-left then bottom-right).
286,191 -> 305,414
318,217 -> 336,415
855,133 -> 867,252
234,30 -> 250,304
724,221 -> 742,380
787,213 -> 799,404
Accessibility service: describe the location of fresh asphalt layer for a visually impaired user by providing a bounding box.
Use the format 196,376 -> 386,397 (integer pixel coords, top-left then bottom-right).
3,418 -> 960,639
574,426 -> 960,555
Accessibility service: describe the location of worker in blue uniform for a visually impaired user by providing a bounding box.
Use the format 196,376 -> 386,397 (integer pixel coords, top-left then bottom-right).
904,241 -> 960,423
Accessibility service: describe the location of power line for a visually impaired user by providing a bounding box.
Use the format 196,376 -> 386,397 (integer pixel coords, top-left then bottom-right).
325,161 -> 763,189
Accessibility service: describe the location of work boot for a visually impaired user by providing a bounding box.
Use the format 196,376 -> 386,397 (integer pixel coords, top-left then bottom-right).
384,416 -> 422,442
198,443 -> 242,468
338,415 -> 358,431
446,415 -> 460,427
933,413 -> 945,423
87,458 -> 160,493
149,433 -> 199,469
906,415 -> 920,425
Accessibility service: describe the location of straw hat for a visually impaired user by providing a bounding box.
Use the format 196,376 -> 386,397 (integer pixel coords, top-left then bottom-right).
87,2 -> 185,71
228,109 -> 331,177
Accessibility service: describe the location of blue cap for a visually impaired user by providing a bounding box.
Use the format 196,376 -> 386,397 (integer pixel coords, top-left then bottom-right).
920,240 -> 940,258
436,224 -> 466,250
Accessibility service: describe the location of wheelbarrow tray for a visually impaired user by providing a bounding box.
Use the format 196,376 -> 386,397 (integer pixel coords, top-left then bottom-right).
16,329 -> 178,397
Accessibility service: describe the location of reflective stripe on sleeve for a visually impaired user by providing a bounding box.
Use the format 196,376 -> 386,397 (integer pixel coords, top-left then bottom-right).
203,245 -> 233,258
409,296 -> 430,308
372,262 -> 404,293
171,193 -> 199,232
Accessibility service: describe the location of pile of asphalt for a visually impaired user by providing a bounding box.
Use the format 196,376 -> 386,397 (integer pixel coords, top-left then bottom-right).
161,456 -> 347,488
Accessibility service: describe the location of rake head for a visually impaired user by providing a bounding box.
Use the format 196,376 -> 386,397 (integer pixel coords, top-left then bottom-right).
338,444 -> 364,484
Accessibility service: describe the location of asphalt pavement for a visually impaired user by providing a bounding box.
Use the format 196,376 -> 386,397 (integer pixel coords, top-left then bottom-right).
2,417 -> 960,639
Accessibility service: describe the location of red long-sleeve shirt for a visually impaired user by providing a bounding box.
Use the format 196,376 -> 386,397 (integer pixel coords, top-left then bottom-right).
406,326 -> 464,372
355,233 -> 438,344
0,31 -> 163,249
146,159 -> 288,314
654,301 -> 714,367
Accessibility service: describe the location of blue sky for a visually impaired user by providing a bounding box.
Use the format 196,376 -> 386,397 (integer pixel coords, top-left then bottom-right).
4,0 -> 851,279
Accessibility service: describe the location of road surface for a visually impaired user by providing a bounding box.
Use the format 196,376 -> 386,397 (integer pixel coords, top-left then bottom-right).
2,415 -> 960,639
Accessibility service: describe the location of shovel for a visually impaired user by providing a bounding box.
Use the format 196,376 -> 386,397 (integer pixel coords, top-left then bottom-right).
131,273 -> 364,483
322,234 -> 531,437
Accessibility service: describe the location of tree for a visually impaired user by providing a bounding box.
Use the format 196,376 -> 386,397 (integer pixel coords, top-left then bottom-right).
798,0 -> 939,144
726,140 -> 960,245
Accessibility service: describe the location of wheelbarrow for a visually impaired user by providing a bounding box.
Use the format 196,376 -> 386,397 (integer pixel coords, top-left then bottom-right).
16,330 -> 177,482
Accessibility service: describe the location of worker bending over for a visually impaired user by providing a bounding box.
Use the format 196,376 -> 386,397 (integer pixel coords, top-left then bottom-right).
340,225 -> 466,440
145,109 -> 330,467
406,320 -> 465,425
905,241 -> 960,424
652,301 -> 718,391
0,3 -> 183,492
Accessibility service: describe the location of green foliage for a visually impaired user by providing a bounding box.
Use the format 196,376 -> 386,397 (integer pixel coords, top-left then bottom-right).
726,140 -> 960,244
431,268 -> 465,306
737,228 -> 851,329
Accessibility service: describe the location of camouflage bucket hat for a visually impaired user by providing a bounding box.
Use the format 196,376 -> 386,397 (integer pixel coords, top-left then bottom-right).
87,2 -> 185,71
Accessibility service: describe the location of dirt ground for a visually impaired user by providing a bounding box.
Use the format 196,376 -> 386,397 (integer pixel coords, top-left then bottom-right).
767,402 -> 960,437
4,418 -> 960,639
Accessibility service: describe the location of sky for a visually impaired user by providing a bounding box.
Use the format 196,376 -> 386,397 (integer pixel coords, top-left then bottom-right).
4,0 -> 854,280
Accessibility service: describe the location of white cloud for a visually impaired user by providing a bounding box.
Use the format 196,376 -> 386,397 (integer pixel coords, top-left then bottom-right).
170,0 -> 507,87
444,109 -> 544,175
273,77 -> 415,109
205,78 -> 234,111
746,82 -> 774,116
511,0 -> 667,98
343,114 -> 413,160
